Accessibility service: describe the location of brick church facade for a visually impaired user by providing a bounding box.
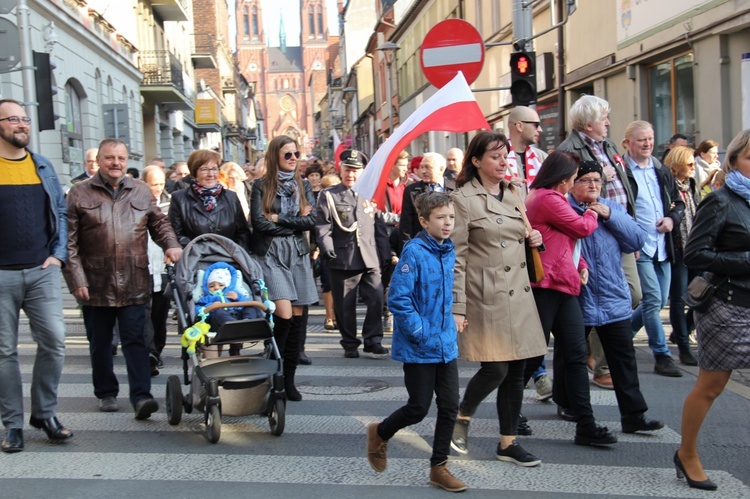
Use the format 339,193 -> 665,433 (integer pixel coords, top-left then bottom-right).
236,0 -> 336,156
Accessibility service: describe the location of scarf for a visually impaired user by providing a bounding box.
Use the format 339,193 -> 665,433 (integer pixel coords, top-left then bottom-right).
506,140 -> 542,190
191,180 -> 222,211
725,169 -> 750,206
277,170 -> 300,217
675,178 -> 696,247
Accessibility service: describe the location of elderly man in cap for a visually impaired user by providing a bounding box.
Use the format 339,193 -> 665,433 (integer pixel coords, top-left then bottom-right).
315,149 -> 391,358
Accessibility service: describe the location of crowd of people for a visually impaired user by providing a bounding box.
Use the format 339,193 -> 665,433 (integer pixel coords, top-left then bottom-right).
1,95 -> 748,494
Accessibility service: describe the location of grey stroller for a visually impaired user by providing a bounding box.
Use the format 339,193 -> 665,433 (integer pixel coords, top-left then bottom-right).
165,233 -> 285,443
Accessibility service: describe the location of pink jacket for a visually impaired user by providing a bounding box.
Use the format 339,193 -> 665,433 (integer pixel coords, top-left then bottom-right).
525,188 -> 598,296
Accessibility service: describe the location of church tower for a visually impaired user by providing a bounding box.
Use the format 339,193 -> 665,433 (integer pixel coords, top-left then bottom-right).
300,0 -> 329,145
236,0 -> 265,85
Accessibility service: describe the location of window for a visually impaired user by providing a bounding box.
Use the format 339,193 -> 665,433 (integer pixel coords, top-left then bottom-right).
65,82 -> 84,158
648,53 -> 695,153
252,7 -> 259,38
317,6 -> 324,38
491,1 -> 500,33
309,6 -> 315,38
243,8 -> 249,37
474,0 -> 483,37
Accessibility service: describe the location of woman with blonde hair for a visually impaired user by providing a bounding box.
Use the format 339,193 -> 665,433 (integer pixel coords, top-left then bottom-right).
675,129 -> 750,490
663,146 -> 700,366
220,161 -> 250,219
250,135 -> 318,401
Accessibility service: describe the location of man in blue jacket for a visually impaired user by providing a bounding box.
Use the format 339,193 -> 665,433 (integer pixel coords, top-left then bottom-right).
0,99 -> 72,453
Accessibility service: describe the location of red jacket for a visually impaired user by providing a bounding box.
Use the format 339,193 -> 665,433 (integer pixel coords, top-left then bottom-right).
525,188 -> 598,296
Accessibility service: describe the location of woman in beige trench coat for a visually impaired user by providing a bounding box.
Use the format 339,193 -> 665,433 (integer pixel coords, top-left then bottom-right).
449,131 -> 548,467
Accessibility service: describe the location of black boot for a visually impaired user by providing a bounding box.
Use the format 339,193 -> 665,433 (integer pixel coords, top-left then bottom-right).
284,315 -> 303,401
298,306 -> 311,365
271,315 -> 292,360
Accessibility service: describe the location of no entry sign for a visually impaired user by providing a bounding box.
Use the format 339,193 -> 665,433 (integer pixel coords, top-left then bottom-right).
420,19 -> 485,89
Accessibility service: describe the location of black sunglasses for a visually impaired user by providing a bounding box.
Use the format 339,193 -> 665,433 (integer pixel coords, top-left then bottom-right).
520,121 -> 540,127
284,151 -> 301,161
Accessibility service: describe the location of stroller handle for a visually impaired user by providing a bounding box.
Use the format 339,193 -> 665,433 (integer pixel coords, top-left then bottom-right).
202,301 -> 268,313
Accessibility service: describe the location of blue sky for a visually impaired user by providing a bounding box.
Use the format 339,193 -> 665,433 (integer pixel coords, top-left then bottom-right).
228,0 -> 340,49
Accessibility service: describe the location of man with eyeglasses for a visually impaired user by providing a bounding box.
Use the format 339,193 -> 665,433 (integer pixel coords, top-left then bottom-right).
64,148 -> 99,194
0,99 -> 72,453
64,138 -> 183,419
506,106 -> 548,190
556,95 -> 641,393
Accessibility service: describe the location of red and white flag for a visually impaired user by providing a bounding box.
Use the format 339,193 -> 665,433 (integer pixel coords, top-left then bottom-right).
353,72 -> 490,207
332,129 -> 345,171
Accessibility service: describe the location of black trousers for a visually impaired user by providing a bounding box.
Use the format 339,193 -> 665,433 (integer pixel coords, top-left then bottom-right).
329,267 -> 384,351
459,360 -> 526,436
378,360 -> 459,466
82,304 -> 152,407
531,288 -> 595,425
585,320 -> 649,417
144,289 -> 170,359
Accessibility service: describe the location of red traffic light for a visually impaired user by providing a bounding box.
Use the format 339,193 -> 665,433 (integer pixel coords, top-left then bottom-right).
516,56 -> 529,74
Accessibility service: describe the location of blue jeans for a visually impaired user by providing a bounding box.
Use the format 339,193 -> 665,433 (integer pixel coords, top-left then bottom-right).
0,264 -> 66,428
82,304 -> 153,407
631,254 -> 671,357
669,247 -> 696,353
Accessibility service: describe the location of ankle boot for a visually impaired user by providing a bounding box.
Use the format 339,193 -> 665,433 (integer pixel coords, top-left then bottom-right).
284,368 -> 302,401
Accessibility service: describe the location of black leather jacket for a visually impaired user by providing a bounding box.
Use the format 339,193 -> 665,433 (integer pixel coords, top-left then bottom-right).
685,185 -> 750,294
249,178 -> 316,257
168,185 -> 251,250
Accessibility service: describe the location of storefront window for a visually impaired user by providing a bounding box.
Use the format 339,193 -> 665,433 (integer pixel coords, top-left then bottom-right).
648,53 -> 695,156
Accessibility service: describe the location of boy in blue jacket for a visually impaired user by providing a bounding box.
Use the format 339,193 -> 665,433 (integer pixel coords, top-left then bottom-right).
366,192 -> 468,492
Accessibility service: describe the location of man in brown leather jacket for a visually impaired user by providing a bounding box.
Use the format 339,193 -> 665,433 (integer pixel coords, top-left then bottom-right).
64,139 -> 182,419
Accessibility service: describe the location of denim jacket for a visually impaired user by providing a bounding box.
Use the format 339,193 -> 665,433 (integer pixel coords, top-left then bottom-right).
31,151 -> 68,264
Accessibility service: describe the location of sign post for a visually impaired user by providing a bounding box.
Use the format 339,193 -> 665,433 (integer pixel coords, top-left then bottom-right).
420,19 -> 485,89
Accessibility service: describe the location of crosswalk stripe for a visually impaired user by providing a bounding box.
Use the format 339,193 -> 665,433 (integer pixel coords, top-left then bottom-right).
21,412 -> 681,443
24,383 -> 620,405
1,452 -> 747,497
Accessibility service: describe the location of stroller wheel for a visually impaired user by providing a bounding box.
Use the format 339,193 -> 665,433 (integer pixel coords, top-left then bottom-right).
165,376 -> 183,425
269,397 -> 285,436
205,405 -> 221,443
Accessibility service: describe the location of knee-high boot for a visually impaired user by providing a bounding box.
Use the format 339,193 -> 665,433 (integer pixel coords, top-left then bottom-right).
298,306 -> 311,365
284,315 -> 303,401
271,315 -> 292,359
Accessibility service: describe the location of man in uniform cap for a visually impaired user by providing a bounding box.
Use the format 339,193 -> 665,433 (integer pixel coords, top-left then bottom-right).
315,149 -> 391,358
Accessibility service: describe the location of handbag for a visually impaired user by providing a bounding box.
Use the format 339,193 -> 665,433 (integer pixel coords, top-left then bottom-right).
683,274 -> 726,313
511,189 -> 545,283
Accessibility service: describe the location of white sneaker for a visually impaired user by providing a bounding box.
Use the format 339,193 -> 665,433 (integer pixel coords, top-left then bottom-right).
383,315 -> 393,333
534,375 -> 553,401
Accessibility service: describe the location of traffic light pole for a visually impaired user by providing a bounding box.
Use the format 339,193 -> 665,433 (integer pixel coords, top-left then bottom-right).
17,0 -> 38,151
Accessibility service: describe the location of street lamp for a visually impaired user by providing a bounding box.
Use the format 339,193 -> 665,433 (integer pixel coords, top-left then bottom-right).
376,41 -> 399,136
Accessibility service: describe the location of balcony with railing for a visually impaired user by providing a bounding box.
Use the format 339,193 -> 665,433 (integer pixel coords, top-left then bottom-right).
150,0 -> 189,22
192,33 -> 217,69
138,50 -> 193,110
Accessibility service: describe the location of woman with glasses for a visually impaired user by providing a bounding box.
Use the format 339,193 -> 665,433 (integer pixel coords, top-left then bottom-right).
568,160 -> 664,436
524,151 -> 618,447
168,149 -> 252,357
250,136 -> 318,401
664,146 -> 701,366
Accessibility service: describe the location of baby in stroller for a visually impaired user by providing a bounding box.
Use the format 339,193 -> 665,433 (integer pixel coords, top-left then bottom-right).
196,262 -> 263,356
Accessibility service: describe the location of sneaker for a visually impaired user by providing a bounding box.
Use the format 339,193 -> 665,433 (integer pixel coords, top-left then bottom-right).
111,344 -> 118,357
366,422 -> 387,472
517,413 -> 533,436
344,349 -> 359,358
654,355 -> 683,377
156,356 -> 164,368
98,396 -> 119,413
679,350 -> 698,366
534,375 -> 553,401
592,373 -> 614,390
363,344 -> 389,359
429,464 -> 468,492
496,440 -> 541,467
134,397 -> 158,420
451,417 -> 470,455
574,423 -> 618,446
383,315 -> 393,333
